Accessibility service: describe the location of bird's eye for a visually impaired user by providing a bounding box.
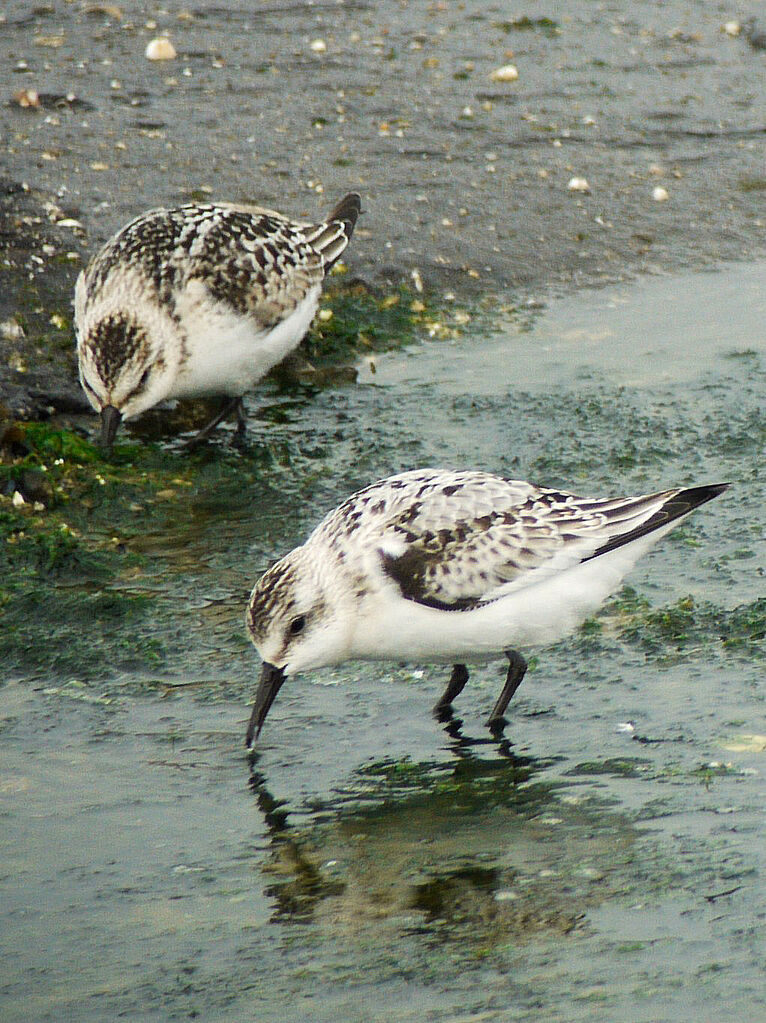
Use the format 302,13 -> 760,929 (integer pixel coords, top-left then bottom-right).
289,615 -> 306,636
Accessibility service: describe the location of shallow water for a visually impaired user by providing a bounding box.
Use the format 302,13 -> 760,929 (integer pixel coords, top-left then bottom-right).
1,264 -> 764,1022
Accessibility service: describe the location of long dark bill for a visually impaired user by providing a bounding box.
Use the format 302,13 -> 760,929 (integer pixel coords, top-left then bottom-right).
245,662 -> 287,748
100,404 -> 122,448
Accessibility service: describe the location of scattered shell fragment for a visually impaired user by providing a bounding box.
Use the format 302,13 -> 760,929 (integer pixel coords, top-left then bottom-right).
494,890 -> 519,902
34,35 -> 65,48
723,20 -> 741,37
310,38 -> 327,53
490,63 -> 519,82
652,186 -> 669,201
0,320 -> 25,341
85,4 -> 124,20
145,37 -> 177,60
13,89 -> 40,108
317,309 -> 333,322
410,267 -> 424,293
567,176 -> 590,193
12,491 -> 25,507
722,734 -> 766,754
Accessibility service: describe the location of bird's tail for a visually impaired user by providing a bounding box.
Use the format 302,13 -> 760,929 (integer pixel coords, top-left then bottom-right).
585,482 -> 731,561
305,192 -> 362,271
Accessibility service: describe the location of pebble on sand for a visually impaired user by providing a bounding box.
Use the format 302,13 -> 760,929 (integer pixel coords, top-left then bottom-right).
567,177 -> 590,193
490,63 -> 519,82
145,37 -> 177,60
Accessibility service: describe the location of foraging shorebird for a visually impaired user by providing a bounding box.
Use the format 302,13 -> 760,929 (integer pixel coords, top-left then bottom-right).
75,192 -> 362,445
244,468 -> 728,746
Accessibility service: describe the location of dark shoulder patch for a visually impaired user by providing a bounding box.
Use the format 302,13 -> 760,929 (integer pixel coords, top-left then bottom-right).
380,548 -> 479,611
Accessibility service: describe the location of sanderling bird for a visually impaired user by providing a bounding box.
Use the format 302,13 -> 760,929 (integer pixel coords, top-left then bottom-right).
244,468 -> 729,746
74,192 -> 362,446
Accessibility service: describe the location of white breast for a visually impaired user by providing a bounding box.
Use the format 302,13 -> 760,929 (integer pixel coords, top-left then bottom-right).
169,283 -> 321,399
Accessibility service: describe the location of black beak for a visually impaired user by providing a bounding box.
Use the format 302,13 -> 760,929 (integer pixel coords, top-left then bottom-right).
100,405 -> 122,448
246,662 -> 286,747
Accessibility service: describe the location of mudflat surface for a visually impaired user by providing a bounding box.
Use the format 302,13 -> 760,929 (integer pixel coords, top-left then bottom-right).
2,0 -> 766,412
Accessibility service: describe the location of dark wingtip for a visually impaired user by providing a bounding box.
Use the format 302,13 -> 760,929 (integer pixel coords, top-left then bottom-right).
678,482 -> 731,506
328,192 -> 363,234
588,482 -> 731,561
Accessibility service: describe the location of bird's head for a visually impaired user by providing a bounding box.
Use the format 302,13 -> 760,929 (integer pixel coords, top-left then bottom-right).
245,545 -> 356,743
76,311 -> 179,446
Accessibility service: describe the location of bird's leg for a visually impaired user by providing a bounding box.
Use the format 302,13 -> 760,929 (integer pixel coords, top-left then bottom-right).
485,650 -> 528,729
234,397 -> 247,437
433,663 -> 469,719
188,395 -> 244,446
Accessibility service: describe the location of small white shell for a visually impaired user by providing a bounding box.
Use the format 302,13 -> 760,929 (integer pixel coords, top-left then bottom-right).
0,320 -> 25,341
652,186 -> 669,202
490,63 -> 519,82
567,176 -> 590,193
310,38 -> 327,53
145,37 -> 177,60
723,20 -> 741,36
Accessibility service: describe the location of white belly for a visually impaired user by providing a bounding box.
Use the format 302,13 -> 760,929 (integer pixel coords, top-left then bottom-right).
350,521 -> 682,664
169,283 -> 321,399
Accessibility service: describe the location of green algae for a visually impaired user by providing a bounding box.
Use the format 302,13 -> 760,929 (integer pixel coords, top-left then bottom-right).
0,424 -> 192,682
494,16 -> 561,36
305,279 -> 482,367
596,587 -> 766,660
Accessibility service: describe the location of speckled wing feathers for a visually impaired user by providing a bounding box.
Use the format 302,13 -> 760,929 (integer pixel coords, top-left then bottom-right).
80,194 -> 361,330
314,470 -> 716,611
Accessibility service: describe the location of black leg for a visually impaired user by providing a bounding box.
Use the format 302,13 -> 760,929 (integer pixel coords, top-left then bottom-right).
188,395 -> 244,446
231,396 -> 247,435
433,663 -> 469,717
485,650 -> 527,729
